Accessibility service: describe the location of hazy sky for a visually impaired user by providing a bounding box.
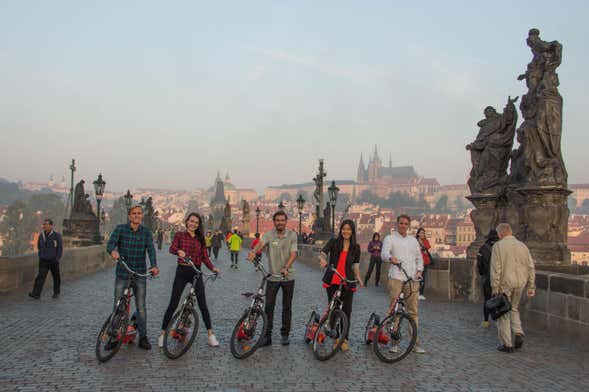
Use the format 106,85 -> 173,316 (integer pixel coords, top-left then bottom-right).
1,1 -> 588,192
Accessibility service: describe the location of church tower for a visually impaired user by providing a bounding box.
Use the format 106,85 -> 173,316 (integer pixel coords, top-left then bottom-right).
367,145 -> 382,183
356,153 -> 367,183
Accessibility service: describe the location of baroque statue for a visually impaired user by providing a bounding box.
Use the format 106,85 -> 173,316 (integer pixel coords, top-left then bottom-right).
517,28 -> 567,187
466,96 -> 518,195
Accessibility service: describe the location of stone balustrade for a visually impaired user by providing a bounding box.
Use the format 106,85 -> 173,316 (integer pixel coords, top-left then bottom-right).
0,245 -> 109,294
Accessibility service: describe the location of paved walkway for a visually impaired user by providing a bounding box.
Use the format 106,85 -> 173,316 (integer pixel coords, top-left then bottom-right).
1,248 -> 588,392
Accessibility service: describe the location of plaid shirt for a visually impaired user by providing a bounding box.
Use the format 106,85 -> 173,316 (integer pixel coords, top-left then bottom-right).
169,231 -> 215,271
107,224 -> 157,278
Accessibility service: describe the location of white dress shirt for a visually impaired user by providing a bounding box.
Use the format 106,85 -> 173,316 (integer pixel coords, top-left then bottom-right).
381,231 -> 424,282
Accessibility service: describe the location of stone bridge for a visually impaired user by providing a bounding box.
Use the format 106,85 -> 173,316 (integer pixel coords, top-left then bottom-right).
1,247 -> 588,391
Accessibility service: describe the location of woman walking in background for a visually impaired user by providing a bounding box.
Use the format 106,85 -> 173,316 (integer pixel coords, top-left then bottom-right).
416,228 -> 432,300
364,232 -> 383,287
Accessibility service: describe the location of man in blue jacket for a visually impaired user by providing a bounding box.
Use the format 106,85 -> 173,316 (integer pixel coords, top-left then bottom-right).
29,219 -> 63,299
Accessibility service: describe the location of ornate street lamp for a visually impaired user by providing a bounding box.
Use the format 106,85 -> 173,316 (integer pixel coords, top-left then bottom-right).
278,200 -> 285,211
296,194 -> 305,242
328,181 -> 339,235
255,206 -> 261,235
93,173 -> 106,227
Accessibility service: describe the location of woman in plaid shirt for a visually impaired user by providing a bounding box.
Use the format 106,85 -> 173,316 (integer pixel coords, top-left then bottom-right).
159,212 -> 221,348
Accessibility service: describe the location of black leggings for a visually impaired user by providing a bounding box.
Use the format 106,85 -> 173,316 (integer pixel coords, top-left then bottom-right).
419,265 -> 429,295
162,265 -> 212,330
482,278 -> 492,322
326,285 -> 354,339
364,255 -> 382,286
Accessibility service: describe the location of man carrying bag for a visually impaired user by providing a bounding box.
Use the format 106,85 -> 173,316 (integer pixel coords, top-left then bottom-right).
490,223 -> 536,353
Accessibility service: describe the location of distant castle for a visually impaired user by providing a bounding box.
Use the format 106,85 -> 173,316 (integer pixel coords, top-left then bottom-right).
357,145 -> 415,184
355,145 -> 440,196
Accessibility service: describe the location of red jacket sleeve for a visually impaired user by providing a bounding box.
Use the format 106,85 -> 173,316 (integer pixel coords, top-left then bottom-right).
423,239 -> 431,250
169,233 -> 180,255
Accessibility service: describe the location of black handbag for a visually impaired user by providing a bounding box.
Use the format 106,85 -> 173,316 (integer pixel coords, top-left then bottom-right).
485,293 -> 512,320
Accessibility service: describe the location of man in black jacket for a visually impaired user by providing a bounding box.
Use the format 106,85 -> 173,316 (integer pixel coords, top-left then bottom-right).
29,219 -> 63,299
476,229 -> 499,327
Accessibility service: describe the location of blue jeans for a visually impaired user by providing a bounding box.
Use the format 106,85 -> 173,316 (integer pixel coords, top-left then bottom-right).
114,276 -> 147,338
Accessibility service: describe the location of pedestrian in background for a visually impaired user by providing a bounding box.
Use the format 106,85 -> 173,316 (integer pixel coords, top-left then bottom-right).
477,228 -> 499,328
416,228 -> 432,300
228,229 -> 243,269
205,230 -> 213,257
212,230 -> 223,261
29,219 -> 63,299
491,223 -> 535,353
156,229 -> 164,251
364,232 -> 383,287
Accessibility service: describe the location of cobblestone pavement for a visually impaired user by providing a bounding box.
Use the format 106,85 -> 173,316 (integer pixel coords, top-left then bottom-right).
1,248 -> 588,392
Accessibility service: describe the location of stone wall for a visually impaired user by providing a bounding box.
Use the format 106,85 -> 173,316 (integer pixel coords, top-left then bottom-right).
0,245 -> 109,294
296,245 -> 589,341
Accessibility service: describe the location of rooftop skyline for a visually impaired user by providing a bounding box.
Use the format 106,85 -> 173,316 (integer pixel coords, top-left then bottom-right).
1,1 -> 588,191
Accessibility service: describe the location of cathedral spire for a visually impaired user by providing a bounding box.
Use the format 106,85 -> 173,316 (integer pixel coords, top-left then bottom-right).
357,153 -> 367,183
373,145 -> 380,163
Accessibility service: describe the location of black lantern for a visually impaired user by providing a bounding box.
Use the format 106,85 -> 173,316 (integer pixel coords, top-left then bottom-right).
255,206 -> 261,235
328,181 -> 339,234
93,173 -> 106,228
278,200 -> 285,211
296,194 -> 305,242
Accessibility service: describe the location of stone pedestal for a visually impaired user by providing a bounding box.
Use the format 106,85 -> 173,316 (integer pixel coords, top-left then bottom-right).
466,194 -> 499,261
240,219 -> 250,237
517,186 -> 572,264
63,213 -> 101,247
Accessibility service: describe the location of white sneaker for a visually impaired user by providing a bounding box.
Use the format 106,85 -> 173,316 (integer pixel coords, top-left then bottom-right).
413,345 -> 426,354
208,334 -> 219,347
419,295 -> 426,300
389,344 -> 399,353
158,334 -> 164,348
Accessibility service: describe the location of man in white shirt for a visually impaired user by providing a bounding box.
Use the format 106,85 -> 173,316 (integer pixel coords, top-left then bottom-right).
381,214 -> 425,353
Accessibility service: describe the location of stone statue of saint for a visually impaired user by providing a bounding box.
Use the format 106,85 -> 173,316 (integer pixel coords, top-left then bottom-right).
242,199 -> 250,219
72,180 -> 86,213
508,128 -> 528,187
144,197 -> 155,231
323,202 -> 332,233
517,28 -> 567,187
466,96 -> 518,195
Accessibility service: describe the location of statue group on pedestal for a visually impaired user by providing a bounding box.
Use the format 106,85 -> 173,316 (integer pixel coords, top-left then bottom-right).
467,29 -> 567,196
466,29 -> 571,264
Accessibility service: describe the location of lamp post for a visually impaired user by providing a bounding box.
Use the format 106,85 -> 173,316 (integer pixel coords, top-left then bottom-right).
296,194 -> 305,243
93,173 -> 106,229
328,181 -> 339,235
255,206 -> 261,235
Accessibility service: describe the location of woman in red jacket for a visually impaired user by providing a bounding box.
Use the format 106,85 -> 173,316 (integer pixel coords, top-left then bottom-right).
416,228 -> 431,300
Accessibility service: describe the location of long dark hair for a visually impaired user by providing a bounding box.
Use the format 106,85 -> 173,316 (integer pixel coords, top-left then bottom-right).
335,219 -> 358,253
416,227 -> 426,240
372,232 -> 380,241
185,212 -> 206,247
